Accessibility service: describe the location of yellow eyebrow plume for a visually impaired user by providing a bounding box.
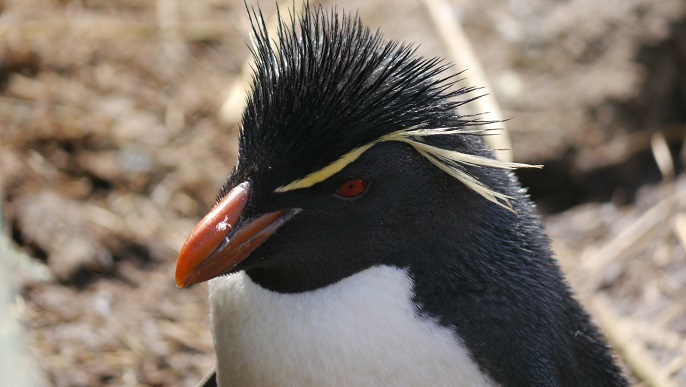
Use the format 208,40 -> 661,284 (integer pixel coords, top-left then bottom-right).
273,126 -> 541,210
274,143 -> 377,193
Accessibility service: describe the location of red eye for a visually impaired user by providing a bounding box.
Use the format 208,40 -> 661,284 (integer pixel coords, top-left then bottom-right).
335,179 -> 368,199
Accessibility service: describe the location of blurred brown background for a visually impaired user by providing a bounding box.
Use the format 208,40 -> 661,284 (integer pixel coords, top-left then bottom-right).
1,0 -> 685,385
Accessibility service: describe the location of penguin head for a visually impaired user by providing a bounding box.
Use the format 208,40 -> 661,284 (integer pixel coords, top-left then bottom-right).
175,5 -> 529,293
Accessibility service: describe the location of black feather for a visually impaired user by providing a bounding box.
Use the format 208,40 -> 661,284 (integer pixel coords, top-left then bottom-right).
220,3 -> 482,199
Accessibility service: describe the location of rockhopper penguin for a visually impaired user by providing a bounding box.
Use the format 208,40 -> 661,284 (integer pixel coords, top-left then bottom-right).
175,4 -> 628,386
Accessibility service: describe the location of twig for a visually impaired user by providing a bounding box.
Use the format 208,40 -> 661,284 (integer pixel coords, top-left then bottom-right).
583,193 -> 681,291
629,317 -> 686,356
420,0 -> 512,162
672,213 -> 686,250
219,0 -> 306,126
651,131 -> 675,181
587,295 -> 677,387
218,56 -> 255,126
156,0 -> 185,69
552,199 -> 685,387
574,125 -> 685,173
663,353 -> 686,381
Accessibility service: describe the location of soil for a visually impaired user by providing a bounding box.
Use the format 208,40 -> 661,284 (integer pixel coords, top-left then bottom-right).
1,0 -> 685,385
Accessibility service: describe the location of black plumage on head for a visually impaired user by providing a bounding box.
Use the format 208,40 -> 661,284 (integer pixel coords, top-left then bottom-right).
222,3 -> 487,199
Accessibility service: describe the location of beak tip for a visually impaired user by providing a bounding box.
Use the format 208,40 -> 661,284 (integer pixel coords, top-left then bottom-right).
175,272 -> 186,288
175,262 -> 195,288
175,257 -> 188,288
174,182 -> 252,289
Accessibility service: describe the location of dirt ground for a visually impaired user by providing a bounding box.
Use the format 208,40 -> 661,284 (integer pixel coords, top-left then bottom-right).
1,0 -> 685,386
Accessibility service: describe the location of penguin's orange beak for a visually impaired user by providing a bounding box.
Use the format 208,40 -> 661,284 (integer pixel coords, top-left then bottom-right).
175,181 -> 297,288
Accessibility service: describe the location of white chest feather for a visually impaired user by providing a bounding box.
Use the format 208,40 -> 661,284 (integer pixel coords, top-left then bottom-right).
208,265 -> 496,387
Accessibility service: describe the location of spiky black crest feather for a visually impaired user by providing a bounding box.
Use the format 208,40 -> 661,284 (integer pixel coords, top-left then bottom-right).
222,3 -> 491,196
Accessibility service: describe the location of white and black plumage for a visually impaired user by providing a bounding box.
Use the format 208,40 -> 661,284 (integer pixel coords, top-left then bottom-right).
175,4 -> 628,386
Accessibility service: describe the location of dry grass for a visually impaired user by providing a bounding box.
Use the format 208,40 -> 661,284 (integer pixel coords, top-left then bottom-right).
549,176 -> 686,386
1,0 -> 684,385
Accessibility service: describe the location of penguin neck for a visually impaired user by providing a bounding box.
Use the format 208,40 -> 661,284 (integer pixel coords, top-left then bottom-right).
399,191 -> 627,386
208,266 -> 497,386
